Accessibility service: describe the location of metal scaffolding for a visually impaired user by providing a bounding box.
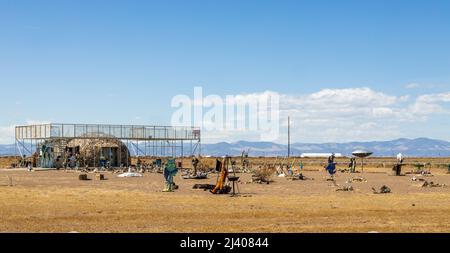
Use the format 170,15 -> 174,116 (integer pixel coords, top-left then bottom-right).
15,123 -> 201,162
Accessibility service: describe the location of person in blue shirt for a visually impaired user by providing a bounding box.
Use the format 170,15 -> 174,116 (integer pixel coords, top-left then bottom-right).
326,153 -> 337,179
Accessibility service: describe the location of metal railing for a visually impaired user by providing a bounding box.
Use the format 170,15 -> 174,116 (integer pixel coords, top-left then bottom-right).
15,123 -> 201,141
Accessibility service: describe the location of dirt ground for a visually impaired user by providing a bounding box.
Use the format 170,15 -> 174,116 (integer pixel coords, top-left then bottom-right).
1,166 -> 449,233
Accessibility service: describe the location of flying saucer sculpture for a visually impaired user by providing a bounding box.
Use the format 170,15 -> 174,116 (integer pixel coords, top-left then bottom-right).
352,150 -> 373,172
352,150 -> 373,158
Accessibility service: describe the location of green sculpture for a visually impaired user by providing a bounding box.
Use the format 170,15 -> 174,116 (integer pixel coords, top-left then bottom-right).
39,144 -> 54,168
163,159 -> 178,192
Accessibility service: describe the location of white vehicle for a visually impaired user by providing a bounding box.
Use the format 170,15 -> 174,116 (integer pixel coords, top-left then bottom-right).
300,153 -> 343,158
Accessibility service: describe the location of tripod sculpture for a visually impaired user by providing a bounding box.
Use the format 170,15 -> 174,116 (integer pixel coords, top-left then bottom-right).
211,156 -> 240,196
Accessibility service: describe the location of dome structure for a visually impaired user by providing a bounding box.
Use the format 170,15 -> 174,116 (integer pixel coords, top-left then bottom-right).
66,135 -> 130,167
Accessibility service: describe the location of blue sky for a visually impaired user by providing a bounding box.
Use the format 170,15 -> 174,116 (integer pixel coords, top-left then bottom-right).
0,0 -> 449,143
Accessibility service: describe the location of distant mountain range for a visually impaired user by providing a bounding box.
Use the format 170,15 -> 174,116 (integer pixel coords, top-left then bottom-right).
200,138 -> 450,157
0,144 -> 16,156
1,138 -> 450,157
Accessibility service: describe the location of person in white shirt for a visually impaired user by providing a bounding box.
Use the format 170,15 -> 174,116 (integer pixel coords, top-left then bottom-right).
397,153 -> 404,164
394,153 -> 404,176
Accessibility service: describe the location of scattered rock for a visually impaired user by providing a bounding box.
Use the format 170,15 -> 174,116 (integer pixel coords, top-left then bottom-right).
421,181 -> 448,188
286,173 -> 311,181
352,177 -> 367,182
336,185 -> 354,192
411,176 -> 425,182
193,184 -> 215,190
95,174 -> 105,180
372,185 -> 391,194
78,174 -> 89,181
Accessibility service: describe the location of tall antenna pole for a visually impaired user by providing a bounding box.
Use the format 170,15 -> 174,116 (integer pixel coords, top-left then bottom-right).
288,116 -> 290,158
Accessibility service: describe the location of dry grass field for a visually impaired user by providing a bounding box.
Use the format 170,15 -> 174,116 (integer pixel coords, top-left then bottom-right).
0,156 -> 19,169
1,163 -> 449,233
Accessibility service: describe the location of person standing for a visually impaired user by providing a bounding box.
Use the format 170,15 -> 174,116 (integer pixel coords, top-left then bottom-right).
191,156 -> 199,175
328,153 -> 335,164
326,153 -> 337,179
99,154 -> 106,168
69,154 -> 76,169
349,157 -> 356,173
136,157 -> 142,170
397,153 -> 403,164
75,153 -> 80,170
395,153 -> 404,176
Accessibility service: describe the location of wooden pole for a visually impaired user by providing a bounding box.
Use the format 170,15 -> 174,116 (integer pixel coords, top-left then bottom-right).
288,116 -> 291,158
361,158 -> 364,173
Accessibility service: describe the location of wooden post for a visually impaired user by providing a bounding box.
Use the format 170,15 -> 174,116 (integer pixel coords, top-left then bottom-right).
288,116 -> 291,158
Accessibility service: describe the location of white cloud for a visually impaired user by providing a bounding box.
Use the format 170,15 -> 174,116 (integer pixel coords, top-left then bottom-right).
405,83 -> 420,89
301,87 -> 398,107
404,82 -> 448,90
409,92 -> 450,115
372,107 -> 395,117
0,125 -> 15,144
0,120 -> 52,144
416,92 -> 450,103
197,88 -> 450,143
2,89 -> 449,144
25,119 -> 51,125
